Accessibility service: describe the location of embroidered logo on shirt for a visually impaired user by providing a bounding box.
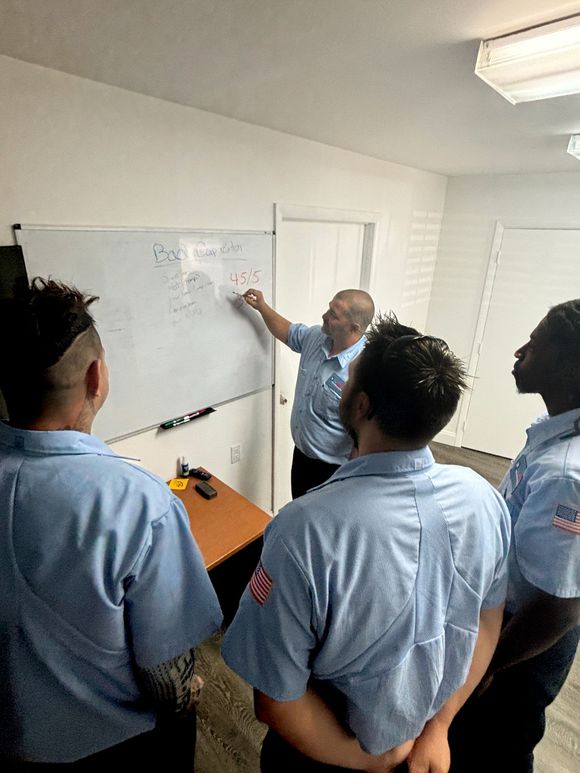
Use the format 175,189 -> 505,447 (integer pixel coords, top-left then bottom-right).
509,454 -> 527,490
552,504 -> 580,535
249,561 -> 273,606
325,373 -> 345,399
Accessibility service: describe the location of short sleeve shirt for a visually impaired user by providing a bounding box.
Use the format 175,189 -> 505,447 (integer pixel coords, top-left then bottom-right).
287,323 -> 366,464
500,409 -> 580,612
222,449 -> 510,754
0,422 -> 222,762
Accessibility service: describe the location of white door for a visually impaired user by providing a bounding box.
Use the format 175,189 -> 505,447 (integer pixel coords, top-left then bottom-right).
274,217 -> 367,510
462,228 -> 580,459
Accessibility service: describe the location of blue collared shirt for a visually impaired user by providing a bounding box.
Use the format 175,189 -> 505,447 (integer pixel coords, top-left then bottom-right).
500,408 -> 580,612
0,422 -> 222,763
222,448 -> 510,754
287,324 -> 366,464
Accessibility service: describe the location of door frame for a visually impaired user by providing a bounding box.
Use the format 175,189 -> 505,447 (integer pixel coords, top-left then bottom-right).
454,218 -> 580,449
271,203 -> 382,512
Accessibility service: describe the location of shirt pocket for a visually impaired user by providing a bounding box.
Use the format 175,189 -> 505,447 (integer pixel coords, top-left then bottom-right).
313,374 -> 344,420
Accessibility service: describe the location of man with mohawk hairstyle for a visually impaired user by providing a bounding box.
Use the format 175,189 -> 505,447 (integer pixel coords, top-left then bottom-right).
0,278 -> 222,770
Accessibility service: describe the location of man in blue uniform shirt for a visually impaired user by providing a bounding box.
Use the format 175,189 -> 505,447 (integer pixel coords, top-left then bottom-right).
223,313 -> 511,773
449,300 -> 580,773
0,278 -> 222,769
241,287 -> 374,498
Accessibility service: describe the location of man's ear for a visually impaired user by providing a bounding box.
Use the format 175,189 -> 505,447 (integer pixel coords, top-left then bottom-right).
357,390 -> 372,421
86,358 -> 104,398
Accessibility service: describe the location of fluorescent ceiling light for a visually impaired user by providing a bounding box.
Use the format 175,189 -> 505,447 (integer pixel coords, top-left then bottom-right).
568,135 -> 580,159
475,15 -> 580,104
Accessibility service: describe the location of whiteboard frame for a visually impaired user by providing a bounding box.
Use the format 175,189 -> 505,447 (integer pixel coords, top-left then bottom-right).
15,223 -> 272,235
15,223 -> 275,442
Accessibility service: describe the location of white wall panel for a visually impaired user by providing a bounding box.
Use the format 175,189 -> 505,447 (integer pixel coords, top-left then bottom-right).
0,55 -> 446,508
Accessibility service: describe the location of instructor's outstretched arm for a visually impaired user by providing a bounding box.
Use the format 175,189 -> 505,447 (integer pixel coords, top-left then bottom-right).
242,289 -> 291,344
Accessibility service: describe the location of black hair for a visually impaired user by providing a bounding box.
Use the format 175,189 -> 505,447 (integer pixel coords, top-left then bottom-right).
355,312 -> 467,443
545,300 -> 580,363
0,277 -> 99,420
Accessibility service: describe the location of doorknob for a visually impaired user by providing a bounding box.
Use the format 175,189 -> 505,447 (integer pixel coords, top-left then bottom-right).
279,394 -> 288,405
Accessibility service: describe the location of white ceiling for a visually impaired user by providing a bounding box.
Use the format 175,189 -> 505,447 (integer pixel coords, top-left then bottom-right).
2,0 -> 580,176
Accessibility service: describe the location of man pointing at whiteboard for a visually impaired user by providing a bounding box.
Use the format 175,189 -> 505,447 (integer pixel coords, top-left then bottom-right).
242,287 -> 374,498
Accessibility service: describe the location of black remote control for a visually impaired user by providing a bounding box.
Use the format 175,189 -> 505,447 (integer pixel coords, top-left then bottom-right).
189,468 -> 212,481
195,481 -> 217,499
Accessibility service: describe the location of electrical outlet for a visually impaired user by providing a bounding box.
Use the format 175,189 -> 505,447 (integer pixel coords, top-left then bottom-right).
230,444 -> 241,464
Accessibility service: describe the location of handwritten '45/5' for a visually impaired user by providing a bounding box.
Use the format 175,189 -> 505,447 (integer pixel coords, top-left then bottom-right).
230,269 -> 261,287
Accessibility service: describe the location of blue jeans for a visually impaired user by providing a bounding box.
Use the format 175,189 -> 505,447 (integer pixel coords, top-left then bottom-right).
448,623 -> 580,773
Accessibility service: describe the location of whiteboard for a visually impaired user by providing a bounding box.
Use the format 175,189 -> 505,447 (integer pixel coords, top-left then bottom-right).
16,226 -> 273,441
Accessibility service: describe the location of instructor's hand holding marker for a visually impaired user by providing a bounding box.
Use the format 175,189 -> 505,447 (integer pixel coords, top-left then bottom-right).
242,288 -> 262,308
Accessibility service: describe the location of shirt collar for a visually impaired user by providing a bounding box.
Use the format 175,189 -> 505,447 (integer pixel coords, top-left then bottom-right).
525,407 -> 580,450
322,334 -> 366,367
316,446 -> 435,489
0,420 -> 135,460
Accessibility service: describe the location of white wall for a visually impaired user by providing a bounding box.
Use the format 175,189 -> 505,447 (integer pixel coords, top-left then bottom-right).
0,55 -> 447,509
427,171 -> 580,443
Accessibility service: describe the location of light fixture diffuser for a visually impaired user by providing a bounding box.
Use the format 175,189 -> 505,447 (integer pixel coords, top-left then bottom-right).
568,135 -> 580,159
475,15 -> 580,104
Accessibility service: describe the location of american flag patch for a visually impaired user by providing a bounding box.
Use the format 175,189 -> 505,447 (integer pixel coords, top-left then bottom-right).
509,454 -> 527,490
249,561 -> 273,606
553,505 -> 580,535
325,373 -> 345,399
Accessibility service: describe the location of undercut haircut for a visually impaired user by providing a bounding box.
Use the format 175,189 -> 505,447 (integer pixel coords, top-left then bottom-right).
336,289 -> 375,332
545,300 -> 580,364
355,312 -> 467,444
0,277 -> 100,421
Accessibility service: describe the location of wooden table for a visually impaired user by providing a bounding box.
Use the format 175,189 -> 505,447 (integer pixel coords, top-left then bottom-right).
173,473 -> 271,570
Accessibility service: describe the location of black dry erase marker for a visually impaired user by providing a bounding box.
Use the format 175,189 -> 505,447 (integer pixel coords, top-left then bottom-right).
189,468 -> 212,481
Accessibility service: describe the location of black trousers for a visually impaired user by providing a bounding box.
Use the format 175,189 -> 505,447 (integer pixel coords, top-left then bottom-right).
448,624 -> 580,773
291,446 -> 340,500
261,730 -> 408,773
3,713 -> 196,771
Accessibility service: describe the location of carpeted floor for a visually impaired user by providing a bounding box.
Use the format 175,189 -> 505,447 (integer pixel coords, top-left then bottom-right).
196,633 -> 265,773
194,442 -> 580,772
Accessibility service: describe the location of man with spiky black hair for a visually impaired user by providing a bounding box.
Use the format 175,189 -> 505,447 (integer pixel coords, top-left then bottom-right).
223,313 -> 511,773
